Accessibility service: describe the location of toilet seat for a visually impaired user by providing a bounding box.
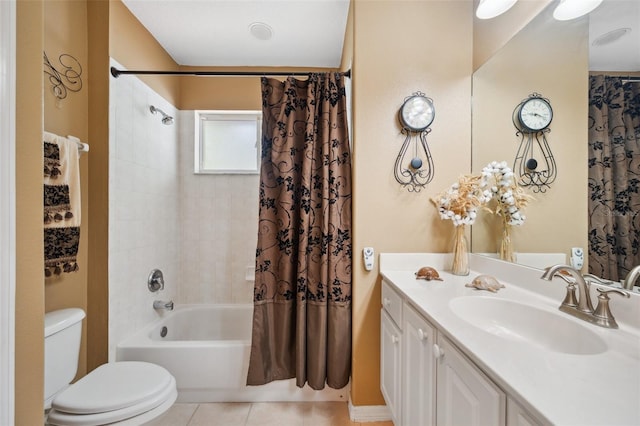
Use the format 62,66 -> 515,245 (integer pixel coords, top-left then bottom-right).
46,361 -> 177,426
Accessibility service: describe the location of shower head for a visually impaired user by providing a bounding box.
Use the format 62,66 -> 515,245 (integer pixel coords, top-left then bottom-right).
149,105 -> 174,125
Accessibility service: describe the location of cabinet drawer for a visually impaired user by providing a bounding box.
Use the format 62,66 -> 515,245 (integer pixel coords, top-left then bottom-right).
382,280 -> 403,327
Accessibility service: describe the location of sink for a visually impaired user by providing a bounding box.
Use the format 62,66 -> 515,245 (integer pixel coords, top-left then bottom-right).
449,297 -> 608,355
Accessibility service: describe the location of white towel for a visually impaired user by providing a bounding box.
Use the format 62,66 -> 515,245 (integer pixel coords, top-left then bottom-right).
43,131 -> 81,275
44,131 -> 81,227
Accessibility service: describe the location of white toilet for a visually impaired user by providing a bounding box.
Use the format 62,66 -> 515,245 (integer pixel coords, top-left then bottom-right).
44,308 -> 177,425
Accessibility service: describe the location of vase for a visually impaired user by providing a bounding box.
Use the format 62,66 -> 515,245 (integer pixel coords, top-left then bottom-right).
499,223 -> 515,263
450,225 -> 470,276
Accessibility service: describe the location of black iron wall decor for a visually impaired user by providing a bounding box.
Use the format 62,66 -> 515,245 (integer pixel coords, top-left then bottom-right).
395,92 -> 436,192
43,52 -> 83,100
512,93 -> 556,193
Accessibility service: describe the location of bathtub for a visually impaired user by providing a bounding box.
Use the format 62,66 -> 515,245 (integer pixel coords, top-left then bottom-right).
116,304 -> 347,402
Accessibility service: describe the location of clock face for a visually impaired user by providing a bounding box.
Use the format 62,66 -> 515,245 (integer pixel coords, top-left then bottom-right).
400,95 -> 435,131
519,97 -> 553,131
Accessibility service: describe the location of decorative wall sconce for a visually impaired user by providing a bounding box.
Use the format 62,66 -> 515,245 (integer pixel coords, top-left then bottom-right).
512,93 -> 557,193
395,92 -> 436,192
43,52 -> 83,100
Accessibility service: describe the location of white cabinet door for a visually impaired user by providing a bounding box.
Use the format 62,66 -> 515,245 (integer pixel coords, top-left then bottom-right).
381,309 -> 402,426
402,304 -> 436,426
507,397 -> 547,426
435,335 -> 506,426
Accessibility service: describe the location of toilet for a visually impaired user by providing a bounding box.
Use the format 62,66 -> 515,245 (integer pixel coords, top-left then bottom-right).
44,308 -> 177,425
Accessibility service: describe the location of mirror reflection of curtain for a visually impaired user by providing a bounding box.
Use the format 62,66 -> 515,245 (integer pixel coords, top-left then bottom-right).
588,75 -> 640,281
247,73 -> 352,390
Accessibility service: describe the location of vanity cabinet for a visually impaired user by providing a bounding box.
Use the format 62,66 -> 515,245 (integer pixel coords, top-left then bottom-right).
380,281 -> 404,425
402,302 -> 436,426
435,333 -> 505,425
381,309 -> 402,425
381,280 -> 509,426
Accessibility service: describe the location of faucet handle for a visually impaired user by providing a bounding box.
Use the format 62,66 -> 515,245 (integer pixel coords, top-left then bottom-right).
592,288 -> 630,329
596,288 -> 630,299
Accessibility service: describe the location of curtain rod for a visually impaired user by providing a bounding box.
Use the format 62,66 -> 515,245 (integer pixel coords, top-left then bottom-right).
110,66 -> 350,79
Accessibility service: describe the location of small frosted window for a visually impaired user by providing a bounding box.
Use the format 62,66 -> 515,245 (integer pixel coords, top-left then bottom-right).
195,110 -> 261,174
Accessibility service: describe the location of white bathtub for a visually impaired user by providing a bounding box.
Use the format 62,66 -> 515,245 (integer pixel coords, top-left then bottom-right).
116,304 -> 347,402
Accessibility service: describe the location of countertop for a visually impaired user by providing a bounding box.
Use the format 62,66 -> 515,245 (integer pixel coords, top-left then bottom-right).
379,253 -> 640,426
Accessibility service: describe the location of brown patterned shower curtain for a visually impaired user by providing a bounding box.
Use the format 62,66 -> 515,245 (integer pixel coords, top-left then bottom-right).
588,75 -> 640,281
246,73 -> 352,390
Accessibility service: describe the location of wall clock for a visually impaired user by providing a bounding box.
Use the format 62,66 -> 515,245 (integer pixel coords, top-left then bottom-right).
512,93 -> 557,193
517,96 -> 553,132
395,92 -> 436,192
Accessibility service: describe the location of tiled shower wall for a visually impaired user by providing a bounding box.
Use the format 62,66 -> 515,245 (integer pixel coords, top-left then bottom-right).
178,111 -> 258,305
108,60 -> 181,360
108,61 -> 259,358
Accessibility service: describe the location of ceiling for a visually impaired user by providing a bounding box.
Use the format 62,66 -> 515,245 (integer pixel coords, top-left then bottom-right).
121,0 -> 638,72
589,0 -> 640,72
120,0 -> 351,68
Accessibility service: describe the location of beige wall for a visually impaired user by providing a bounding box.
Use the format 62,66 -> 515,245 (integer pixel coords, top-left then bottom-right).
109,0 -> 180,106
471,9 -> 589,259
351,0 -> 473,405
14,0 -> 590,419
43,0 -> 89,381
86,0 -> 110,373
472,0 -> 552,71
16,1 -> 45,423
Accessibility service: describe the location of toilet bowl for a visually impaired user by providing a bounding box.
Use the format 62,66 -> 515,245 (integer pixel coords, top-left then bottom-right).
45,308 -> 177,425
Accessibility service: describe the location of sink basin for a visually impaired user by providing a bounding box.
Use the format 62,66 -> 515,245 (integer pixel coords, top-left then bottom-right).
449,297 -> 608,355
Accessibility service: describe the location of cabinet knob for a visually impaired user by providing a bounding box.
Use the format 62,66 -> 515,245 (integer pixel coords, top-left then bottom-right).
417,328 -> 427,341
433,343 -> 444,359
392,335 -> 399,344
383,297 -> 391,307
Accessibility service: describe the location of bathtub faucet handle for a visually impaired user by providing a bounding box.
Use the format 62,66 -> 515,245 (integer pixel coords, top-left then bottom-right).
148,269 -> 165,292
153,300 -> 174,311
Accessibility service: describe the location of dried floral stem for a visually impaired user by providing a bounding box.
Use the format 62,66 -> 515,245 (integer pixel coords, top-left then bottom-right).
499,222 -> 515,262
451,225 -> 469,275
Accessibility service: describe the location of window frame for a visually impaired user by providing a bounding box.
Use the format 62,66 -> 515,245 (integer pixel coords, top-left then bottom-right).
194,110 -> 262,175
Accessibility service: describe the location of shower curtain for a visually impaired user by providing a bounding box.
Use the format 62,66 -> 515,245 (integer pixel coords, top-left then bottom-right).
588,75 -> 640,281
247,73 -> 352,390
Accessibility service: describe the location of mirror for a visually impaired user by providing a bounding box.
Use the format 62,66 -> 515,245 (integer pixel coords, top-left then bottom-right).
471,0 -> 639,288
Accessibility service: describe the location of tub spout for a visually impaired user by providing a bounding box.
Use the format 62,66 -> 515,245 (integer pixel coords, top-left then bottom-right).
153,300 -> 174,311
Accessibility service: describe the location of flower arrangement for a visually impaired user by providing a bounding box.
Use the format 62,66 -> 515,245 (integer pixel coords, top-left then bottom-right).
431,174 -> 492,227
431,162 -> 534,270
431,174 -> 492,275
481,161 -> 533,227
481,161 -> 534,262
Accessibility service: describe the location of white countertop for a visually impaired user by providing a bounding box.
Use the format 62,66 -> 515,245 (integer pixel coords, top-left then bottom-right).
380,253 -> 640,426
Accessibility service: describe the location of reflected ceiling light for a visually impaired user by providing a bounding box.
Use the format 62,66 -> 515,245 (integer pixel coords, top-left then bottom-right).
476,0 -> 518,19
553,0 -> 603,21
592,27 -> 632,47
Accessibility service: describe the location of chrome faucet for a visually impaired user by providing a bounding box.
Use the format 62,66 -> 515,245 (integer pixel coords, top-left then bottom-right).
622,265 -> 640,290
541,264 -> 629,328
153,300 -> 174,311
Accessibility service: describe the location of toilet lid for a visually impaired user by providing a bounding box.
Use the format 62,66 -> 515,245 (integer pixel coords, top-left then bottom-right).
52,361 -> 174,415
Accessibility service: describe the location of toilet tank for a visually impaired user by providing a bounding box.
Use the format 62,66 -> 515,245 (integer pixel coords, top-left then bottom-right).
44,308 -> 86,408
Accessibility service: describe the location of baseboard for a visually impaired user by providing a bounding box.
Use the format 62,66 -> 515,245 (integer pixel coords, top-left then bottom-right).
348,398 -> 391,422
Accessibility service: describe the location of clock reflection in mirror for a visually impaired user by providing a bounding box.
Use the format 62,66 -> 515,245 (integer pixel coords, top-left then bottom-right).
395,92 -> 436,192
512,93 -> 557,193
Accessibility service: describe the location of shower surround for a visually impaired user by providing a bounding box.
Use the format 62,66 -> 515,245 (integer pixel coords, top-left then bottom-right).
108,59 -> 258,360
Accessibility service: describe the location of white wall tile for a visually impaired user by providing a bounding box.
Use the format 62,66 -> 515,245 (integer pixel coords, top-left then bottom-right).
109,61 -> 260,360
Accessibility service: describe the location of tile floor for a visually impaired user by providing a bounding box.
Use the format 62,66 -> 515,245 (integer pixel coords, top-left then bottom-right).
145,402 -> 393,426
